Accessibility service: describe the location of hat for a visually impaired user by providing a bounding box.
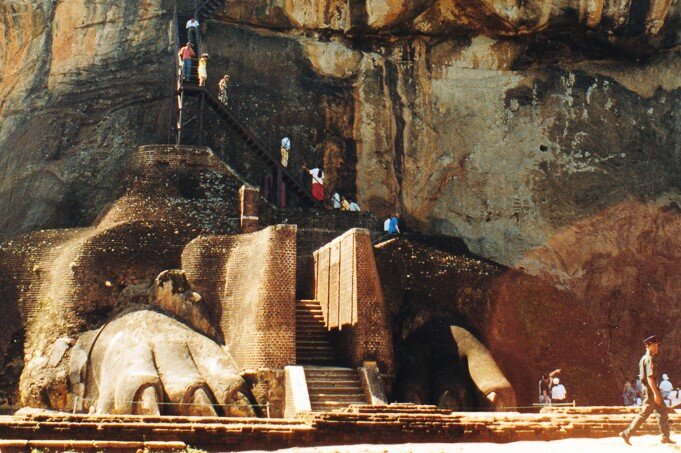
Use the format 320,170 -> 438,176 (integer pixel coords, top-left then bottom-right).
663,374 -> 669,380
553,377 -> 560,385
201,53 -> 209,58
644,335 -> 659,345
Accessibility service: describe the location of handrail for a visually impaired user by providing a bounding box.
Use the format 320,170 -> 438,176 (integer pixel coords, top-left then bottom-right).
172,0 -> 328,208
197,86 -> 326,207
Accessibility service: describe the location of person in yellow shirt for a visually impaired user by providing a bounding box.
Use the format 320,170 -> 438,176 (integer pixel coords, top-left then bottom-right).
198,54 -> 209,87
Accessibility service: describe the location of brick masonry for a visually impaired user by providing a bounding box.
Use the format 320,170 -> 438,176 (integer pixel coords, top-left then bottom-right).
239,185 -> 260,233
0,406 -> 678,450
182,225 -> 298,370
312,229 -> 394,375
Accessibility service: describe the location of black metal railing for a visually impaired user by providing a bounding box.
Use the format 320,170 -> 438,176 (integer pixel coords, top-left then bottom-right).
171,0 -> 326,208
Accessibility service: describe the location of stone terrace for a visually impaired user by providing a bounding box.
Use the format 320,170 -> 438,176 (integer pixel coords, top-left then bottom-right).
0,405 -> 678,451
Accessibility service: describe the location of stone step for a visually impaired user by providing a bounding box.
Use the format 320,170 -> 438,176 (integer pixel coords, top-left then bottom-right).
296,330 -> 328,336
310,402 -> 366,411
304,378 -> 362,387
296,304 -> 322,312
296,312 -> 323,318
297,359 -> 340,365
297,355 -> 337,362
304,367 -> 358,375
297,347 -> 336,353
296,338 -> 332,344
306,386 -> 364,395
295,309 -> 323,314
310,393 -> 366,401
296,334 -> 328,340
296,319 -> 325,325
296,341 -> 334,348
296,335 -> 329,342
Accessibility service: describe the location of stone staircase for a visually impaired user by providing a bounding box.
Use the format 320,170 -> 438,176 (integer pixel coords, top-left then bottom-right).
296,299 -> 337,365
295,299 -> 369,411
304,367 -> 367,412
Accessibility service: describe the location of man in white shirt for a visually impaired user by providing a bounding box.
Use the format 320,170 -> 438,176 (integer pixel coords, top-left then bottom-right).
383,218 -> 390,232
660,373 -> 674,405
348,201 -> 360,211
551,377 -> 567,402
332,193 -> 341,209
186,16 -> 199,48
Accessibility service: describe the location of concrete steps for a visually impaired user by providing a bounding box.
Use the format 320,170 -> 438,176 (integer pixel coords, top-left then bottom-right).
304,367 -> 368,412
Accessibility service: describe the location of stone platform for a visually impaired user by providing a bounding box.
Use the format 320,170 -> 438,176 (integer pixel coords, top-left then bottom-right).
0,405 -> 678,451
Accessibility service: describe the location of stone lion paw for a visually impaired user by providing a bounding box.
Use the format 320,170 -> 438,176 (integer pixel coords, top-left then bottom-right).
69,310 -> 254,417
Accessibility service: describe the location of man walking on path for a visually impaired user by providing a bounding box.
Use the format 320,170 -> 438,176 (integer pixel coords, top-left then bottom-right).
186,16 -> 199,48
178,43 -> 196,80
620,335 -> 675,445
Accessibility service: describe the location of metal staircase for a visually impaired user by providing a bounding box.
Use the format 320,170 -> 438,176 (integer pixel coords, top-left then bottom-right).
171,0 -> 324,208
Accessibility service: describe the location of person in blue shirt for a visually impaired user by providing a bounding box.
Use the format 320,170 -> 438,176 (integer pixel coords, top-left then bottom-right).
388,213 -> 400,234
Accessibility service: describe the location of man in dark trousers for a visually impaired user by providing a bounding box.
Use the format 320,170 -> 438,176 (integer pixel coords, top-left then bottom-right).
620,335 -> 675,445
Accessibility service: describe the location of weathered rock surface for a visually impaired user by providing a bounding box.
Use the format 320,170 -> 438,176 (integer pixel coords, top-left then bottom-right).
0,0 -> 173,242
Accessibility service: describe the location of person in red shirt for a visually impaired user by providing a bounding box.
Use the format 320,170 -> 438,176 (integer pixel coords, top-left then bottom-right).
178,43 -> 196,81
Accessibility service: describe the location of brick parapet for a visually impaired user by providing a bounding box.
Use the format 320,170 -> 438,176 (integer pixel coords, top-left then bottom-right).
239,185 -> 260,233
312,229 -> 394,375
183,225 -> 298,370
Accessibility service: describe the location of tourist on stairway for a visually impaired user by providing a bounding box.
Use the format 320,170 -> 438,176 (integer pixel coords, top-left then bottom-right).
303,164 -> 324,202
348,200 -> 361,211
178,43 -> 196,81
198,53 -> 209,87
218,74 -> 230,105
340,195 -> 350,210
186,16 -> 199,48
388,213 -> 400,234
332,192 -> 341,209
280,136 -> 291,167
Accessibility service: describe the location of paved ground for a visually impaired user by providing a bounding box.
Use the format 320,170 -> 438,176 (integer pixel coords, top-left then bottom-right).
251,435 -> 681,452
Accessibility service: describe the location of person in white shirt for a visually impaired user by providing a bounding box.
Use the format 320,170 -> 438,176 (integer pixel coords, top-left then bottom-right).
332,193 -> 341,209
186,16 -> 199,47
348,201 -> 360,211
551,377 -> 567,402
280,136 -> 291,167
383,218 -> 390,232
660,373 -> 674,405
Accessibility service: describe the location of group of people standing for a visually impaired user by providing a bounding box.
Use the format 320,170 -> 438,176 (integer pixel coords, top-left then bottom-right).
178,16 -> 213,87
623,373 -> 675,407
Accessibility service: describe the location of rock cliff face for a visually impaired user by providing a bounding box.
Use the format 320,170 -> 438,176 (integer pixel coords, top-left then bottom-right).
1,0 -> 680,407
0,0 -> 173,241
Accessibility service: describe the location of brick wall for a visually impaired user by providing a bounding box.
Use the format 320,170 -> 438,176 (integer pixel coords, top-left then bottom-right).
312,229 -> 394,374
182,225 -> 298,370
